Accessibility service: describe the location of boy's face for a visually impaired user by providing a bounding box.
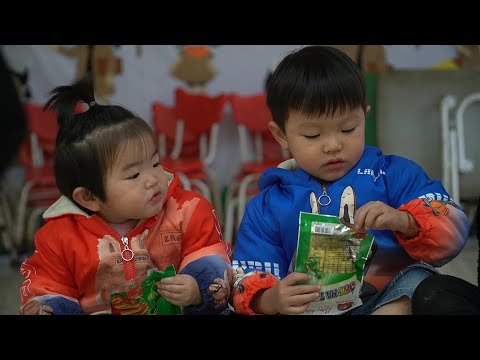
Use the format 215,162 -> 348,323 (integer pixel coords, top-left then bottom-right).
270,107 -> 366,182
98,137 -> 169,224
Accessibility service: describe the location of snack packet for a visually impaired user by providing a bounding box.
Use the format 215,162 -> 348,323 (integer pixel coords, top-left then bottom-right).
141,265 -> 183,315
110,264 -> 182,315
294,212 -> 374,315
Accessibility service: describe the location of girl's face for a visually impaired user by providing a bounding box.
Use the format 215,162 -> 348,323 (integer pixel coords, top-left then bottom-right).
272,107 -> 366,182
97,136 -> 168,224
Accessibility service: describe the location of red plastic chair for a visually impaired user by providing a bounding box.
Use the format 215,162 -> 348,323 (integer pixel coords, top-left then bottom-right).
151,101 -> 205,195
151,89 -> 227,222
224,93 -> 290,245
10,103 -> 61,261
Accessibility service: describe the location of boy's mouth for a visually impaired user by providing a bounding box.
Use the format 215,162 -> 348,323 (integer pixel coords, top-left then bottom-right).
325,158 -> 345,169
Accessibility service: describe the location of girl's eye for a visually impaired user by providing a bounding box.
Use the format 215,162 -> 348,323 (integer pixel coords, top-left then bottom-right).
342,127 -> 356,133
153,162 -> 160,168
127,173 -> 139,180
304,134 -> 319,139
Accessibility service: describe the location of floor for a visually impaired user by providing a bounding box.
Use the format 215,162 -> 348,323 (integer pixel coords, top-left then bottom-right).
1,234 -> 478,315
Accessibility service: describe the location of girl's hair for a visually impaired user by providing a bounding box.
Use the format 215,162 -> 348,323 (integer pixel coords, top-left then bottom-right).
45,76 -> 155,213
266,45 -> 367,131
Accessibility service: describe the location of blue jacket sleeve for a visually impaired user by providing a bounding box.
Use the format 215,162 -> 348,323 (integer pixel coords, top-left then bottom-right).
44,296 -> 85,315
233,193 -> 288,279
180,254 -> 231,314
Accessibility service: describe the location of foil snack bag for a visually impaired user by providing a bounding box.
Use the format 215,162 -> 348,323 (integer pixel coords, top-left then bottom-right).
294,212 -> 374,315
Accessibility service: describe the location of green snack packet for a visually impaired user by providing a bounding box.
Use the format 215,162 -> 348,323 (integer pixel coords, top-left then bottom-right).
110,264 -> 183,315
294,212 -> 374,315
141,264 -> 183,315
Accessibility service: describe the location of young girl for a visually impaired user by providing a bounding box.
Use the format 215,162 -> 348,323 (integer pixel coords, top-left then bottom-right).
19,77 -> 232,315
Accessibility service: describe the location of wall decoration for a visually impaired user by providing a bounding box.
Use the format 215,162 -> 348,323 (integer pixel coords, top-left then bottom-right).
170,45 -> 219,93
332,45 -> 391,74
49,45 -> 127,104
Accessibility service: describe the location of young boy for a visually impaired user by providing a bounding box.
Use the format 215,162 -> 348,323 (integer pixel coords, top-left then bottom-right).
231,45 -> 470,315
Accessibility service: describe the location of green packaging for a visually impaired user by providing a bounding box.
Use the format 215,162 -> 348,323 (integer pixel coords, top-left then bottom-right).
110,264 -> 182,315
294,212 -> 374,315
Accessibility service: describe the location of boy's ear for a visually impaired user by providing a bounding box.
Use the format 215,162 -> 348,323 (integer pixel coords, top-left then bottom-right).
268,121 -> 289,151
72,187 -> 101,212
366,105 -> 371,114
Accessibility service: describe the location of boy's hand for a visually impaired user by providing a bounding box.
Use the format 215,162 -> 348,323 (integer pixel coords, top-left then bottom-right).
354,201 -> 419,237
157,274 -> 202,307
19,300 -> 53,315
253,272 -> 320,315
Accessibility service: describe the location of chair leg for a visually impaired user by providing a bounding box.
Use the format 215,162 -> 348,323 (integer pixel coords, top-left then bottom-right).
177,172 -> 192,190
190,179 -> 212,203
236,173 -> 259,229
12,181 -> 33,265
204,168 -> 224,224
26,207 -> 47,252
224,197 -> 239,247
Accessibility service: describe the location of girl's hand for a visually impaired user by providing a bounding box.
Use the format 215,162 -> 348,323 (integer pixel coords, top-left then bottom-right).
20,300 -> 53,315
157,274 -> 202,307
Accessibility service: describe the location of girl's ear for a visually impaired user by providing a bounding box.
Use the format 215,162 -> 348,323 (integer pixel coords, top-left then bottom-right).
366,105 -> 371,114
72,187 -> 101,212
268,121 -> 289,151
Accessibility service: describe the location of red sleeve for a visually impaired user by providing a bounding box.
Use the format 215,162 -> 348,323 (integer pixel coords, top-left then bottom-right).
19,225 -> 79,307
232,271 -> 279,315
178,196 -> 231,271
394,198 -> 469,266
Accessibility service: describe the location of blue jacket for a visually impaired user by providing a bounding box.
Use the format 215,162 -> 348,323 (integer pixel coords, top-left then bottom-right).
233,146 -> 469,296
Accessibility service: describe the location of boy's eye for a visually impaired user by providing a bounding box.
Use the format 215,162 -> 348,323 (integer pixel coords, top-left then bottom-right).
304,134 -> 319,139
342,127 -> 356,133
127,173 -> 139,180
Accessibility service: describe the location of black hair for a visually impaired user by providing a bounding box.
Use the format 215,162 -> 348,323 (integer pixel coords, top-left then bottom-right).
266,45 -> 367,132
44,76 -> 155,214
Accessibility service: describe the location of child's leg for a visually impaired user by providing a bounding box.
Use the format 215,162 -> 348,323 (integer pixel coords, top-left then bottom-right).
371,296 -> 411,315
346,262 -> 437,315
411,274 -> 480,315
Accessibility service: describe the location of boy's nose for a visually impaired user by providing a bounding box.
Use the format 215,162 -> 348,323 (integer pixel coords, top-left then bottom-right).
323,136 -> 342,153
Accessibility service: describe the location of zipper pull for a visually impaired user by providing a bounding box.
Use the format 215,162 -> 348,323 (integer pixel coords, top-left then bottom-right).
121,236 -> 134,261
318,184 -> 332,206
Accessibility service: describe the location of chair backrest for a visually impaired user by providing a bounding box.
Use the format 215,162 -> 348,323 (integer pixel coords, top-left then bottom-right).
175,88 -> 226,133
152,101 -> 178,157
20,102 -> 85,168
229,93 -> 288,163
24,102 -> 58,155
172,88 -> 227,162
19,102 -> 59,168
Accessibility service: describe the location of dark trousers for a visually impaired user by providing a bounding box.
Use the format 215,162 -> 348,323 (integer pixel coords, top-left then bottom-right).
412,274 -> 480,315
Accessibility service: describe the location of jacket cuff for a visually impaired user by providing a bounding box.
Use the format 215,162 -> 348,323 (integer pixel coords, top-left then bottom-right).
180,255 -> 231,314
232,271 -> 279,315
394,199 -> 433,244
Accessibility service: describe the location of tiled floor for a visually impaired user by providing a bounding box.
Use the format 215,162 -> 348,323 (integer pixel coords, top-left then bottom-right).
1,235 -> 478,315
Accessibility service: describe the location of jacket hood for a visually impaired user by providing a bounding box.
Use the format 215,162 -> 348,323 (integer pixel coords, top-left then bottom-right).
43,168 -> 178,221
258,158 -> 312,191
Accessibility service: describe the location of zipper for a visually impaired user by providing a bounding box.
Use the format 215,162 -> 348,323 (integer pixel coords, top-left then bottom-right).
93,215 -> 141,281
121,236 -> 134,261
318,183 -> 331,206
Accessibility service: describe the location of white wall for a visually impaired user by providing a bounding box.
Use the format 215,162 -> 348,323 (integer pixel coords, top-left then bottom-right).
2,45 -> 459,187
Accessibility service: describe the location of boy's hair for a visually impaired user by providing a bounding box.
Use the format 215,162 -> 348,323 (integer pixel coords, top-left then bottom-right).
45,76 -> 155,213
266,45 -> 367,131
